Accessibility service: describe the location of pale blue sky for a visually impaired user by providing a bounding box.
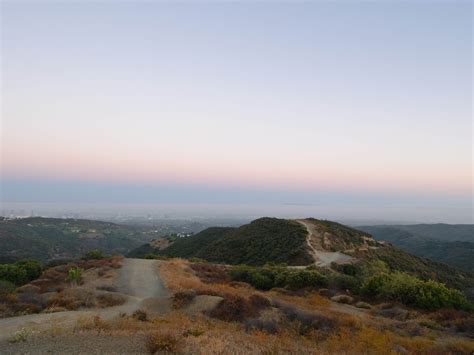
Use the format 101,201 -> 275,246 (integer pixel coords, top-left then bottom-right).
1,1 -> 472,222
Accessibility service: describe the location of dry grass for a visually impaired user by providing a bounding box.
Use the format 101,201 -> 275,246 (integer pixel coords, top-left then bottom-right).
208,294 -> 268,322
96,293 -> 126,308
75,315 -> 111,333
68,307 -> 474,355
159,259 -> 202,293
48,288 -> 96,310
132,309 -> 148,321
0,257 -> 125,318
71,312 -> 319,354
269,292 -> 330,312
7,257 -> 465,354
159,259 -> 252,298
190,263 -> 229,284
172,290 -> 197,309
145,331 -> 180,353
156,259 -> 474,354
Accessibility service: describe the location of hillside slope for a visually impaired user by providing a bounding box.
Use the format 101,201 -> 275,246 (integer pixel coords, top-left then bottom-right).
131,218 -> 313,266
359,225 -> 474,272
0,217 -> 158,262
130,217 -> 473,294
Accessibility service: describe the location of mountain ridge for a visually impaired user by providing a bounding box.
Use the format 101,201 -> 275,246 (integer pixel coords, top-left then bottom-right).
129,217 -> 474,295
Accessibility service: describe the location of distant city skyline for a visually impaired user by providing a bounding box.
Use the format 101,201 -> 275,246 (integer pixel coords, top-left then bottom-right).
1,1 -> 472,223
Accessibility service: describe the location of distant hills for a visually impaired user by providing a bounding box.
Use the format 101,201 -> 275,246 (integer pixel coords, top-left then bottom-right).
130,217 -> 474,294
358,224 -> 474,273
0,217 -> 158,263
3,216 -> 472,297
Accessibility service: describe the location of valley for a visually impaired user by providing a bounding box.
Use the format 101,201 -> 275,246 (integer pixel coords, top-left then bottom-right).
358,224 -> 474,273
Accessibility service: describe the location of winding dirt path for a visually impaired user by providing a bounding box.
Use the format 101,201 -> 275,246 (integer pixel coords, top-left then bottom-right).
296,219 -> 353,267
0,258 -> 168,342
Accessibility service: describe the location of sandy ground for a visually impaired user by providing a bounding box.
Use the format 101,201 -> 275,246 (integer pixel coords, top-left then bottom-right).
296,219 -> 353,267
0,258 -> 169,345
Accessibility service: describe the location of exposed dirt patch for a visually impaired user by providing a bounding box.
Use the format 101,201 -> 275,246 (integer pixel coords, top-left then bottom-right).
296,220 -> 353,267
0,258 -> 170,343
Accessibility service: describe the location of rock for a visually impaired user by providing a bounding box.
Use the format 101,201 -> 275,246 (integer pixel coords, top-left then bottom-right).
355,301 -> 371,309
330,295 -> 354,304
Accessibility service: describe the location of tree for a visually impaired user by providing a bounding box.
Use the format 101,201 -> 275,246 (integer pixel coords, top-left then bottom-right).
15,260 -> 42,281
82,250 -> 105,260
0,264 -> 28,285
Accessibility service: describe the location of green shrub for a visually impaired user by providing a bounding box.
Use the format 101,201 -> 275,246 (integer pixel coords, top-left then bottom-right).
249,271 -> 274,290
414,281 -> 471,310
15,260 -> 42,281
360,273 -> 389,298
230,265 -> 327,291
329,274 -> 361,293
66,267 -> 83,284
229,265 -> 254,284
360,260 -> 390,278
0,279 -> 16,294
340,264 -> 357,276
286,270 -> 328,290
361,271 -> 471,310
82,250 -> 105,260
0,264 -> 28,285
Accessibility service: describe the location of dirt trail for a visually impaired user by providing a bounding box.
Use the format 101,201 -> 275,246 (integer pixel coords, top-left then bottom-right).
116,258 -> 169,299
0,258 -> 168,342
296,219 -> 353,267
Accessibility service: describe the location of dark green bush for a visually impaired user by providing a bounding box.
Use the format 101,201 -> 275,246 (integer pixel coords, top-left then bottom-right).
0,279 -> 16,294
329,274 -> 361,293
229,265 -> 254,284
413,281 -> 471,310
249,271 -> 274,290
82,250 -> 106,260
360,273 -> 390,298
14,260 -> 42,281
340,264 -> 357,276
361,271 -> 471,310
0,264 -> 28,285
286,270 -> 328,290
230,265 -> 327,291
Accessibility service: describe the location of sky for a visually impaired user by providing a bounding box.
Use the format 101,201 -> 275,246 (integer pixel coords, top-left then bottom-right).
1,1 -> 472,223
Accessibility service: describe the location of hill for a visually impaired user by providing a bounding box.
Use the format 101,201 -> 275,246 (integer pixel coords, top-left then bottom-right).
0,217 -> 158,263
131,218 -> 313,266
367,224 -> 473,242
358,225 -> 474,273
130,217 -> 474,294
